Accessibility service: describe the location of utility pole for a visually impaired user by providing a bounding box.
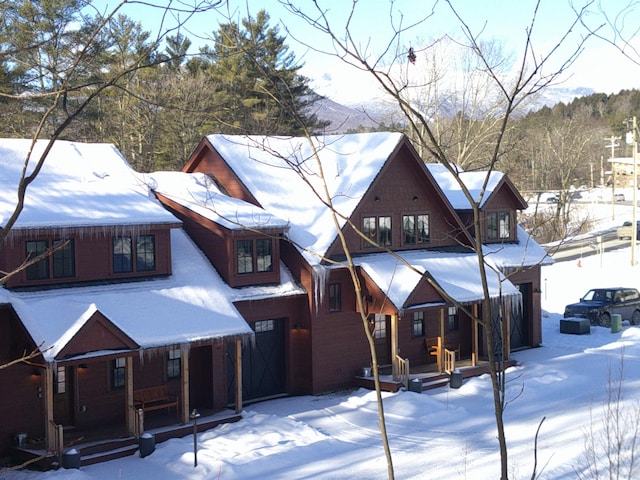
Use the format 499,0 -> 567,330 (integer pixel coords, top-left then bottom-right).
631,118 -> 638,266
605,135 -> 621,220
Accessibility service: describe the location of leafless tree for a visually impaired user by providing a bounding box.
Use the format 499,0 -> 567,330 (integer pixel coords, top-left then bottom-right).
274,1 -> 596,478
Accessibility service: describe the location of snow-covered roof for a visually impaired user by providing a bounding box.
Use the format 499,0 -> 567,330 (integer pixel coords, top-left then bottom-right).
206,132 -> 405,264
426,163 -> 504,209
148,171 -> 289,232
484,225 -> 554,268
354,249 -> 520,309
1,229 -> 256,362
0,139 -> 179,230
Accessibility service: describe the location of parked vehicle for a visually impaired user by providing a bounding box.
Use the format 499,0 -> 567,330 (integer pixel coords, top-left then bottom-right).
546,196 -> 558,204
616,221 -> 640,240
564,288 -> 640,327
614,193 -> 625,202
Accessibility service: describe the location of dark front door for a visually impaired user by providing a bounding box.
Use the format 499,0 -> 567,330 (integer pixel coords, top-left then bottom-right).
228,318 -> 285,403
372,314 -> 391,366
189,346 -> 213,410
53,366 -> 74,426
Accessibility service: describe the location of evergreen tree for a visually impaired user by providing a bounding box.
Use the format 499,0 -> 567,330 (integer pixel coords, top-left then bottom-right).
202,10 -> 325,135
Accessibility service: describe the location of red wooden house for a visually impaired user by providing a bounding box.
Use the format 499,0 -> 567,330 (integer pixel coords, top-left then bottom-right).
0,140 -> 302,466
0,133 -> 549,467
178,132 -> 550,395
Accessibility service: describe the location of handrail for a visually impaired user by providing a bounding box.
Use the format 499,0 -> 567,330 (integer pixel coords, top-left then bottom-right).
49,421 -> 63,463
444,348 -> 456,374
131,407 -> 144,438
395,355 -> 410,389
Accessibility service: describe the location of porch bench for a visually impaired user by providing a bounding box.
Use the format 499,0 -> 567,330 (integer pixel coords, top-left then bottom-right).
133,385 -> 179,417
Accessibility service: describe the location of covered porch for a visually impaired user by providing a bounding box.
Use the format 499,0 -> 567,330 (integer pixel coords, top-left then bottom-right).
9,408 -> 241,471
354,356 -> 517,393
12,332 -> 249,471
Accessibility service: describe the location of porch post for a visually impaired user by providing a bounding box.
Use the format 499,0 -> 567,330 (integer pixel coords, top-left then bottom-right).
125,356 -> 135,435
234,338 -> 242,414
180,343 -> 190,424
472,304 -> 479,366
439,308 -> 445,372
44,364 -> 55,451
391,313 -> 399,379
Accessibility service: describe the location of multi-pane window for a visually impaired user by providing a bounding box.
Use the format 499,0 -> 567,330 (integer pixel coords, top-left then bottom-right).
113,235 -> 156,274
412,311 -> 425,337
363,216 -> 376,247
113,237 -> 133,273
487,211 -> 511,240
254,319 -> 274,332
237,239 -> 253,273
328,283 -> 342,312
363,216 -> 392,247
136,235 -> 155,271
237,238 -> 273,274
112,358 -> 125,389
26,240 -> 49,280
167,348 -> 181,379
403,214 -> 430,245
26,239 -> 75,281
498,212 -> 510,238
372,313 -> 387,339
53,239 -> 75,278
447,306 -> 459,331
379,216 -> 392,246
56,366 -> 66,394
256,238 -> 272,272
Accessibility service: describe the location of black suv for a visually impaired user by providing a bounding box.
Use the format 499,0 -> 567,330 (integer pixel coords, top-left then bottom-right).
564,288 -> 640,327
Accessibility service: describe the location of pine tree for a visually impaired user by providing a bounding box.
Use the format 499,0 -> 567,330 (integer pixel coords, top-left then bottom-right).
202,10 -> 325,135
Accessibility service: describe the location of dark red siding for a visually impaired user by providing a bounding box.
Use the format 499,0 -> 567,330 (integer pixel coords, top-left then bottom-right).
1,227 -> 173,289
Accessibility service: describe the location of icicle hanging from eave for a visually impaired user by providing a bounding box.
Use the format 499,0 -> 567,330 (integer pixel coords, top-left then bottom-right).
2,223 -> 164,248
312,264 -> 329,316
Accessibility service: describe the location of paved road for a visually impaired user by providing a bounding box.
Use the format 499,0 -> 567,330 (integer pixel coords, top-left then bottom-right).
544,230 -> 634,262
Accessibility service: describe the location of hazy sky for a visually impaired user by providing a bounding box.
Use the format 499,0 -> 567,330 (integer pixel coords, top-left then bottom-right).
111,0 -> 640,102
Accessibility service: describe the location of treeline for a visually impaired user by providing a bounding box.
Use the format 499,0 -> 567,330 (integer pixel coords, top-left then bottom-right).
0,2 -> 325,172
2,1 -> 638,197
495,88 -> 640,197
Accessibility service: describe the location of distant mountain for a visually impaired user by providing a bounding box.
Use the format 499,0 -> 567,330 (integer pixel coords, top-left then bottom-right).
310,97 -> 383,133
310,85 -> 595,133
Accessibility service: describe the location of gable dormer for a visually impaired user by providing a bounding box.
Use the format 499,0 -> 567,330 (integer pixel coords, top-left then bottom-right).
327,138 -> 472,258
426,164 -> 527,244
0,139 -> 180,290
1,226 -> 176,290
150,171 -> 288,288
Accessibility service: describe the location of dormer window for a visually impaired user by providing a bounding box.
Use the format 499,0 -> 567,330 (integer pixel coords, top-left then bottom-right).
487,211 -> 511,240
112,235 -> 156,274
237,238 -> 273,274
25,238 -> 75,281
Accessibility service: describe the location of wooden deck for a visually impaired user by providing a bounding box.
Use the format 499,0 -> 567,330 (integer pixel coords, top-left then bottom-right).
9,409 -> 241,471
354,358 -> 517,393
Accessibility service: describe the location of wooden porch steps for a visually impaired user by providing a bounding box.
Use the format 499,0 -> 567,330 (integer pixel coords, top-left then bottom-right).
9,410 -> 242,471
411,374 -> 451,392
79,438 -> 139,467
354,359 -> 518,393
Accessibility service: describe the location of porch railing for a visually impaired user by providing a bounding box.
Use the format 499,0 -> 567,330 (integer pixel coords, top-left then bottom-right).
395,355 -> 410,389
444,348 -> 456,374
50,421 -> 63,464
132,407 -> 144,438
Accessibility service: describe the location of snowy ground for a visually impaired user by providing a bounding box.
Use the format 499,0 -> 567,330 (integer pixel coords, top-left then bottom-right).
6,247 -> 640,479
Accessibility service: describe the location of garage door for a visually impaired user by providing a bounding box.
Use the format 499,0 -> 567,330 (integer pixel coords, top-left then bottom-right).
227,318 -> 285,403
